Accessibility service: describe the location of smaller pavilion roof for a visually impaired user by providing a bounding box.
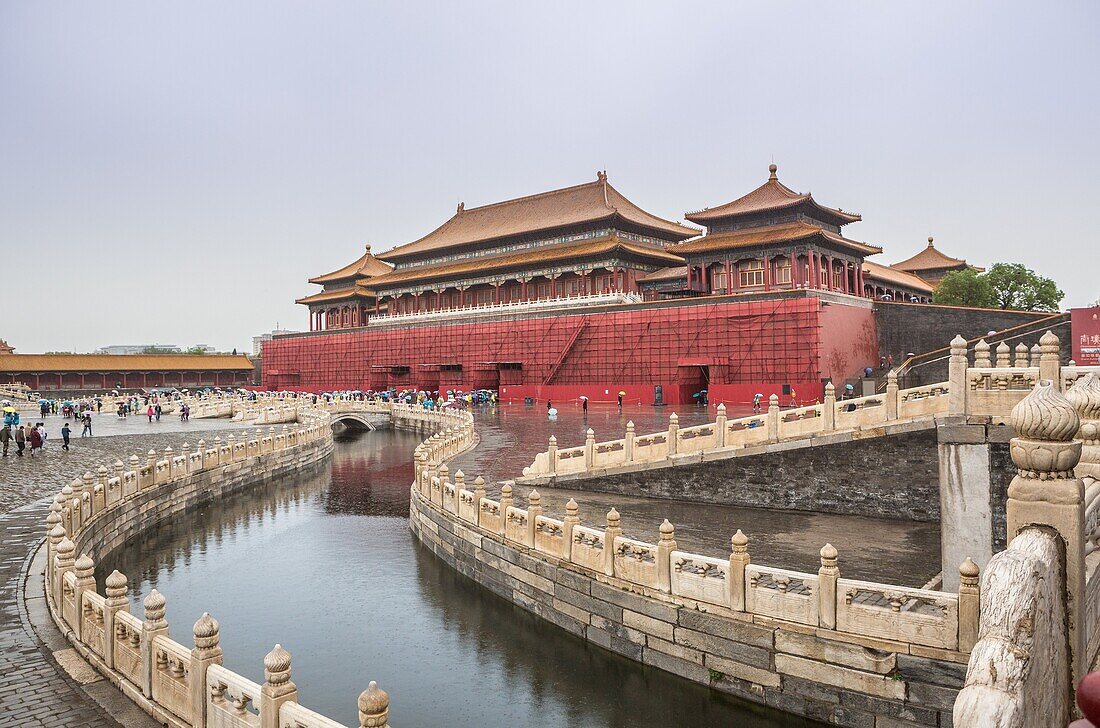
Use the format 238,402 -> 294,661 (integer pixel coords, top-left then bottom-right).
862,261 -> 934,293
295,283 -> 378,306
670,221 -> 882,257
366,234 -> 684,289
378,172 -> 698,262
638,266 -> 688,283
890,237 -> 984,273
308,245 -> 394,284
686,164 -> 861,226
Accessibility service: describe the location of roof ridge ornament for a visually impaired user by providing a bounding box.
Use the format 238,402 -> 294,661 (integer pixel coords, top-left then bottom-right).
768,163 -> 778,181
927,236 -> 934,248
456,202 -> 465,214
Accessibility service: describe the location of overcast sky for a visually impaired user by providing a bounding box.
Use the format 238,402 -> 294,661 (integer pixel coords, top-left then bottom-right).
2,2 -> 1096,353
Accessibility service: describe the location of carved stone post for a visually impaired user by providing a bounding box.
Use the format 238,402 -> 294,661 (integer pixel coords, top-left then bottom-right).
604,508 -> 622,577
562,499 -> 580,560
1014,342 -> 1030,368
526,490 -> 542,546
715,404 -> 727,447
818,544 -> 838,629
957,558 -> 980,653
667,413 -> 678,456
995,341 -> 1011,368
47,524 -> 65,576
1067,373 -> 1100,481
197,439 -> 206,469
181,443 -> 191,471
103,570 -> 129,670
973,339 -> 991,368
191,613 -> 223,728
95,466 -> 108,512
213,437 -> 223,465
435,464 -> 448,507
822,385 -> 836,430
163,447 -> 174,478
624,423 -> 635,462
948,336 -> 971,415
260,645 -> 297,728
729,530 -> 750,612
656,520 -> 677,593
72,554 -> 95,640
473,476 -> 487,527
453,470 -> 465,513
1005,380 -> 1085,679
1030,343 -> 1041,368
767,394 -> 780,439
358,681 -> 390,728
141,590 -> 168,699
146,449 -> 157,478
584,428 -> 595,469
1039,330 -> 1061,388
499,484 -> 513,536
885,370 -> 899,420
53,538 -> 75,613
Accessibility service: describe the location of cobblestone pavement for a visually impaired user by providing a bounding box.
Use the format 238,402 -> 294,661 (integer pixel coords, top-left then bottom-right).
0,420 -> 256,726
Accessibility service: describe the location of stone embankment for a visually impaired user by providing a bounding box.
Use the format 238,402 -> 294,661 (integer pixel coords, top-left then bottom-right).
38,394 -> 474,728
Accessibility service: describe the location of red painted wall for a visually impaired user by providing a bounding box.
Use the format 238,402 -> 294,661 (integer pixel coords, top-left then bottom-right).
818,301 -> 879,385
263,297 -> 872,404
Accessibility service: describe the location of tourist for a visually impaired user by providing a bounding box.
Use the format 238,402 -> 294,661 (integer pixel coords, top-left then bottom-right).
28,424 -> 42,456
37,422 -> 47,448
752,393 -> 763,413
61,422 -> 71,451
147,405 -> 154,422
617,392 -> 623,410
0,424 -> 10,456
14,425 -> 26,456
789,387 -> 797,407
155,403 -> 162,421
886,354 -> 894,368
546,399 -> 552,413
81,412 -> 92,437
582,397 -> 588,414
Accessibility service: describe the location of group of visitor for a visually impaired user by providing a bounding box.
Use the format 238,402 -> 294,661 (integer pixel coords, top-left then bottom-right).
0,420 -> 73,457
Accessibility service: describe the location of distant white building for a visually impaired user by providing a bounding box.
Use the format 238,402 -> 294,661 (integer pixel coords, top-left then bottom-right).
97,344 -> 182,355
252,329 -> 297,357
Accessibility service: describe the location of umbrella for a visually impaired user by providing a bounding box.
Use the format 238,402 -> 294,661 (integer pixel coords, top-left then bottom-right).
578,395 -> 589,401
845,384 -> 854,391
2,406 -> 15,414
618,391 -> 626,396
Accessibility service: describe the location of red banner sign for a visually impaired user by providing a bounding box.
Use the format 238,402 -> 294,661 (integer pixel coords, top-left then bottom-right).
1072,306 -> 1100,366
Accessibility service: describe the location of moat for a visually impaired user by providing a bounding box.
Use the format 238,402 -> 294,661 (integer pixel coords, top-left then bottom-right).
98,405 -> 939,727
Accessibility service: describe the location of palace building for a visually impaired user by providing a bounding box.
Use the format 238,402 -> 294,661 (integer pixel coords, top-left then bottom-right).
266,166 -> 990,402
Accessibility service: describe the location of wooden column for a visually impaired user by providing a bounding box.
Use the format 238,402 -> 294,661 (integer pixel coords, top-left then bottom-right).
790,252 -> 798,287
724,260 -> 732,294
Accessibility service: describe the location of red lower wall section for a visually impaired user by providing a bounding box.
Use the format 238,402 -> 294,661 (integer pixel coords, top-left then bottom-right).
263,297 -> 878,405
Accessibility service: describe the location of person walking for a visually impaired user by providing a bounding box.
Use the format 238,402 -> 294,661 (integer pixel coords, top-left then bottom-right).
28,425 -> 42,456
81,413 -> 92,437
752,392 -> 763,413
617,392 -> 623,411
0,424 -> 10,457
147,405 -> 154,422
15,425 -> 26,456
61,422 -> 71,451
154,403 -> 162,421
546,399 -> 552,413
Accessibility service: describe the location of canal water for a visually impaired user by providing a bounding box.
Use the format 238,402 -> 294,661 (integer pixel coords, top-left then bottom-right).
98,404 -> 937,727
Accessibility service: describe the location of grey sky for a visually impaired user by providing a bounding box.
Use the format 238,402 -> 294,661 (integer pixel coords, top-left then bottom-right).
2,1 -> 1096,353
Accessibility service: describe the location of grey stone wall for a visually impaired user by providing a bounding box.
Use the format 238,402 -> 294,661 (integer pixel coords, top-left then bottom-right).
411,490 -> 965,727
73,439 -> 333,563
543,427 -> 942,522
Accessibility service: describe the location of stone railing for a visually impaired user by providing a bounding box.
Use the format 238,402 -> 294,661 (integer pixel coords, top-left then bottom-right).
952,373 -> 1100,724
520,330 -> 1100,482
39,399 -> 471,728
367,290 -> 642,327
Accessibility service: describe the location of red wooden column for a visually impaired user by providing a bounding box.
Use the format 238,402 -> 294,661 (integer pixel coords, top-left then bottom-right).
724,260 -> 733,294
494,283 -> 501,304
763,256 -> 772,292
790,252 -> 799,287
686,266 -> 693,291
825,256 -> 834,291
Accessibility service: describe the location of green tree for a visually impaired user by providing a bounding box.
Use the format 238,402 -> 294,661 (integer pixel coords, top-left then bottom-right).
184,346 -> 208,355
933,269 -> 993,308
983,263 -> 1063,312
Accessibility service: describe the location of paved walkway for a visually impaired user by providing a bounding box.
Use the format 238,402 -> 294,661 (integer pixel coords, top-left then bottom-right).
0,422 -> 253,726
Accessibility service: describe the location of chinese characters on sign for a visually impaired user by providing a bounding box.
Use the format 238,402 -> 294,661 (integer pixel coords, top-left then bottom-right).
1072,307 -> 1100,366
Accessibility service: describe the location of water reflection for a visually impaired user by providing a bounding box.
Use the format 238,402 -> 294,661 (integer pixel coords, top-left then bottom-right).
98,425 -> 823,727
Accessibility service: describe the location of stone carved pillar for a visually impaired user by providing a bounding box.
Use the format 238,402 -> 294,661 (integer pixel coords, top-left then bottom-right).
822,384 -> 836,430
358,681 -> 390,728
584,428 -> 595,469
526,490 -> 542,546
1066,372 -> 1100,481
729,530 -> 750,612
435,464 -> 448,507
957,558 -> 980,653
1015,342 -> 1030,368
656,520 -> 677,593
103,570 -> 129,670
453,470 -> 464,513
885,370 -> 899,420
473,476 -> 487,528
624,422 -> 635,461
47,524 -> 65,577
667,413 -> 678,456
1005,380 -> 1085,679
141,590 -> 168,699
995,341 -> 1011,368
715,404 -> 727,447
499,484 -> 513,536
191,613 -> 223,728
948,334 -> 969,416
1030,343 -> 1041,368
818,544 -> 838,629
767,394 -> 780,440
973,339 -> 992,368
562,499 -> 580,560
1039,330 -> 1061,388
260,645 -> 297,728
604,508 -> 622,577
53,538 -> 75,615
72,554 -> 95,641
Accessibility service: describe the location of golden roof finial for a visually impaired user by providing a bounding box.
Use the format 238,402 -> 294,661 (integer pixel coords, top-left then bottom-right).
768,163 -> 778,180
927,236 -> 934,247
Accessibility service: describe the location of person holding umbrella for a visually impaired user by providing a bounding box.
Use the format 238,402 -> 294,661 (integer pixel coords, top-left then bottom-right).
617,391 -> 625,410
579,395 -> 588,415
